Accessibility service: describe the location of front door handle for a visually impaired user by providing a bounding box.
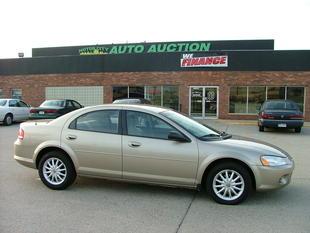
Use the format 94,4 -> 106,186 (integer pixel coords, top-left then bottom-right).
66,135 -> 77,140
128,141 -> 141,148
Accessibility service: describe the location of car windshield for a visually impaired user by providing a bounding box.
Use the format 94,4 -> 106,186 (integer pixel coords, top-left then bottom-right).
40,100 -> 65,107
265,101 -> 298,110
0,100 -> 7,106
161,110 -> 221,139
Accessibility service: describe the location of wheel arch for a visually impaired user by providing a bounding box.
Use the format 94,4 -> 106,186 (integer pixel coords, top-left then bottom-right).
200,158 -> 256,191
35,146 -> 76,171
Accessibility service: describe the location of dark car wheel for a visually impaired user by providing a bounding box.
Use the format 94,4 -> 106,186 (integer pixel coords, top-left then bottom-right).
295,127 -> 301,133
259,126 -> 264,132
3,114 -> 13,126
38,150 -> 76,190
206,162 -> 252,205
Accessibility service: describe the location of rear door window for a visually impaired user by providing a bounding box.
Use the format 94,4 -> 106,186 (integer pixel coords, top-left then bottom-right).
71,110 -> 120,134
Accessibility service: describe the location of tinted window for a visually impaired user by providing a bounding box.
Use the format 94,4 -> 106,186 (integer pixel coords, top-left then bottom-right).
74,110 -> 119,134
72,101 -> 82,108
17,101 -> 28,107
66,101 -> 74,107
126,111 -> 175,140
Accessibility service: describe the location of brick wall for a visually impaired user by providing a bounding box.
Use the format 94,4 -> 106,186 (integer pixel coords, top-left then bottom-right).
0,71 -> 309,120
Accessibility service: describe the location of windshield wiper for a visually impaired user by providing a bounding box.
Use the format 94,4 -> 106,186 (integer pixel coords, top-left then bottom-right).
198,134 -> 221,139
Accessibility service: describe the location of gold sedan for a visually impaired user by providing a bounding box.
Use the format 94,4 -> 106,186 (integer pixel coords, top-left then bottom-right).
14,105 -> 294,205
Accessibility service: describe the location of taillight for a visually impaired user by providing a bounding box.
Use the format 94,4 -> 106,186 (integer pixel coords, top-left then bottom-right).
18,128 -> 24,140
45,109 -> 58,113
260,112 -> 274,119
30,109 -> 37,113
288,114 -> 304,120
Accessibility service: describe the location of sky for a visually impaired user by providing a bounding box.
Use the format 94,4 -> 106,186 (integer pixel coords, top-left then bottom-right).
0,0 -> 310,58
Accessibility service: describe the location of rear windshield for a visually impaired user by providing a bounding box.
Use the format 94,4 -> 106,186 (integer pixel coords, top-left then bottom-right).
40,100 -> 65,107
0,100 -> 7,106
265,101 -> 298,110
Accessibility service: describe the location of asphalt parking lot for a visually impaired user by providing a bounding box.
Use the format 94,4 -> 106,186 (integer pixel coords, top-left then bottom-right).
1,121 -> 310,233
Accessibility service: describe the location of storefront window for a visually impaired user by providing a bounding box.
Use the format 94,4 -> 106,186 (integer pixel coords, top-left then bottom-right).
145,86 -> 162,106
11,89 -> 22,100
163,86 -> 179,110
0,89 -> 2,98
129,86 -> 144,99
287,87 -> 304,112
113,86 -> 145,101
113,86 -> 128,101
267,87 -> 285,100
229,86 -> 305,114
248,86 -> 266,113
229,87 -> 247,113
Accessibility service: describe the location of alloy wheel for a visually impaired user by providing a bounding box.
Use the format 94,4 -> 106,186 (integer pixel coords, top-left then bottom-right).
212,169 -> 245,201
43,158 -> 67,185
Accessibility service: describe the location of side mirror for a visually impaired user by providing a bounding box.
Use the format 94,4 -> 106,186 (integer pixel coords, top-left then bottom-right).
168,131 -> 190,142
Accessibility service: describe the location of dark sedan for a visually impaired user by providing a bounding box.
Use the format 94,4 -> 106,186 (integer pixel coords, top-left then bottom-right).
258,99 -> 304,133
29,99 -> 83,119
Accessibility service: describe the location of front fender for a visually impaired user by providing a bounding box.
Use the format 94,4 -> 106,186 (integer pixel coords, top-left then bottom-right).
196,151 -> 255,184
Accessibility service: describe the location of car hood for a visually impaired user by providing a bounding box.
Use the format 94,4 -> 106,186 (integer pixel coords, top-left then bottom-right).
199,135 -> 290,161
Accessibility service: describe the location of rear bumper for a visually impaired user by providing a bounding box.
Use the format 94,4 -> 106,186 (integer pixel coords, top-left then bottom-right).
14,139 -> 36,169
14,155 -> 36,169
258,119 -> 304,128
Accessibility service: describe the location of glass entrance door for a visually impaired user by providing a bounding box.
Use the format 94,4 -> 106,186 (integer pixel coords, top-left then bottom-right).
190,87 -> 203,117
190,86 -> 218,118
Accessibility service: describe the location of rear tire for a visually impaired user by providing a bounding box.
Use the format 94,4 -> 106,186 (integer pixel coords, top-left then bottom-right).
3,114 -> 13,126
38,150 -> 76,190
206,162 -> 252,205
295,127 -> 301,133
259,126 -> 264,132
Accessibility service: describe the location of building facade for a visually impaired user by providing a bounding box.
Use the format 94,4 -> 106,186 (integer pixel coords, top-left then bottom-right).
0,40 -> 309,120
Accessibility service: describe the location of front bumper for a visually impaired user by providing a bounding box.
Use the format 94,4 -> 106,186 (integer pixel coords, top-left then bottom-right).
258,119 -> 304,128
252,161 -> 294,191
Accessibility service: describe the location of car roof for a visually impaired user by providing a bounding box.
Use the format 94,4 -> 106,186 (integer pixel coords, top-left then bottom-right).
96,104 -> 169,113
49,104 -> 173,126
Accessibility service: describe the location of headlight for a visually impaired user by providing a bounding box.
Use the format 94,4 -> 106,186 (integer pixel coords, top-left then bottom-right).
260,155 -> 290,167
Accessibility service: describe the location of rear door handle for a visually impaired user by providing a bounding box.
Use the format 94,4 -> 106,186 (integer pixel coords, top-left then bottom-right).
128,142 -> 141,148
66,135 -> 77,140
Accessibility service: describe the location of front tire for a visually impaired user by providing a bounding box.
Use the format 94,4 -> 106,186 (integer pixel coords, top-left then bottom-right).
206,162 -> 252,205
3,114 -> 13,126
38,150 -> 76,190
